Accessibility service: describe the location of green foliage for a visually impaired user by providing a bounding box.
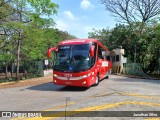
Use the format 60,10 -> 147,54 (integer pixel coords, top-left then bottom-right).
27,0 -> 58,15
0,0 -> 77,80
88,22 -> 160,74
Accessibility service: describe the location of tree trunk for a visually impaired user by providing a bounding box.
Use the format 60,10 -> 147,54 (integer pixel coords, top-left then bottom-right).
10,61 -> 13,78
5,64 -> 8,79
16,33 -> 21,80
16,2 -> 22,80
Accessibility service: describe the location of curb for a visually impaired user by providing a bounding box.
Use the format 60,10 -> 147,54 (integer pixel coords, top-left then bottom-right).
0,74 -> 52,86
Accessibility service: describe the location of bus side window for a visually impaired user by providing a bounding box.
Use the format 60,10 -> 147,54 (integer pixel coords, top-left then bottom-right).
90,43 -> 97,66
102,50 -> 108,60
98,46 -> 103,59
106,56 -> 110,61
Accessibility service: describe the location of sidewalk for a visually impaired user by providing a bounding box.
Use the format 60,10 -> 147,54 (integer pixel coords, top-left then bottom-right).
0,74 -> 53,89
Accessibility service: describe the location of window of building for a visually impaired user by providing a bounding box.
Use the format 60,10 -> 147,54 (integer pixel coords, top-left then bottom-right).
116,55 -> 119,61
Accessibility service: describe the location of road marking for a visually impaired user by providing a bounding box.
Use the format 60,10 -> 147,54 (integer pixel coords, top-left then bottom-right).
89,92 -> 116,98
118,92 -> 160,100
41,92 -> 116,112
22,101 -> 129,120
16,90 -> 158,120
12,101 -> 160,120
128,101 -> 160,107
11,91 -> 160,120
144,118 -> 160,120
43,102 -> 75,111
109,88 -> 160,100
11,92 -> 115,120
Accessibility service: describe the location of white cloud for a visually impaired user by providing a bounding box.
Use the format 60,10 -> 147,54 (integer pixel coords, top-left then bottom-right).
80,0 -> 94,10
63,11 -> 75,20
56,20 -> 69,31
55,18 -> 88,38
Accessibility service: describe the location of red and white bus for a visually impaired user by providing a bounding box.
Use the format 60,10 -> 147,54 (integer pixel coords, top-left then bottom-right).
48,39 -> 112,87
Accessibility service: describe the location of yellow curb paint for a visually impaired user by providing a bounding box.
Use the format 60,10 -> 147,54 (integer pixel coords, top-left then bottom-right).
0,81 -> 16,85
144,118 -> 160,120
116,92 -> 160,100
11,117 -> 26,120
0,76 -> 52,85
128,101 -> 160,107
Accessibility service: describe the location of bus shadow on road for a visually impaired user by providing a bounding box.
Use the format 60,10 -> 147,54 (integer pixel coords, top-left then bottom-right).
26,82 -> 89,92
58,86 -> 89,91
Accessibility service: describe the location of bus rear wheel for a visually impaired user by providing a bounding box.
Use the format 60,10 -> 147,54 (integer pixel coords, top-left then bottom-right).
94,75 -> 99,86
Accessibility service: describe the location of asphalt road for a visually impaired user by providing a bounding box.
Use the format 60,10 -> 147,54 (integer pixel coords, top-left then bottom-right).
0,75 -> 160,120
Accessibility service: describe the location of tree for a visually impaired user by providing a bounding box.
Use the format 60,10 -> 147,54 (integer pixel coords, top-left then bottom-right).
143,24 -> 160,73
100,0 -> 160,25
0,0 -> 58,79
11,0 -> 58,79
0,0 -> 15,78
0,0 -> 78,80
0,0 -> 14,49
88,28 -> 111,48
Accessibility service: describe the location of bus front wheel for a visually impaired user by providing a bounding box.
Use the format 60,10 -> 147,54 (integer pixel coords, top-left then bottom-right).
94,75 -> 99,86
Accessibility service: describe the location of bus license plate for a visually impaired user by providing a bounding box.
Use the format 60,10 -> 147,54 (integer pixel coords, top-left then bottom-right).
66,82 -> 71,84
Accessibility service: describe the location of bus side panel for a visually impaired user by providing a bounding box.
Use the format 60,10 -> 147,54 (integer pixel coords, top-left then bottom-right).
96,59 -> 110,80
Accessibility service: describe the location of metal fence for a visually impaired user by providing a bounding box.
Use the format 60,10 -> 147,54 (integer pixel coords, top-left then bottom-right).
0,60 -> 50,81
124,63 -> 160,78
124,63 -> 145,76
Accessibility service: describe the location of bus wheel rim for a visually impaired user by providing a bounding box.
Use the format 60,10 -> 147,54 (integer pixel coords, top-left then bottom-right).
96,76 -> 98,84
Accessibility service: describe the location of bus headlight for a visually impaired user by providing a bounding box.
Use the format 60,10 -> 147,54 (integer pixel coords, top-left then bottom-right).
81,75 -> 87,79
53,74 -> 57,77
81,73 -> 91,79
82,81 -> 86,84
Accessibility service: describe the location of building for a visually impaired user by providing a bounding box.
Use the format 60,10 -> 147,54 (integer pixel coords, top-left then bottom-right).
110,46 -> 127,73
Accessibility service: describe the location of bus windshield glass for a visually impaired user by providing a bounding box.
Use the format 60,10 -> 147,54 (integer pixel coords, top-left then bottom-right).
54,44 -> 91,72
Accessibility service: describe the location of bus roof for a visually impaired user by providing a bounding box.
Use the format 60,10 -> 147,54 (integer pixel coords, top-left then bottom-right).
59,38 -> 109,51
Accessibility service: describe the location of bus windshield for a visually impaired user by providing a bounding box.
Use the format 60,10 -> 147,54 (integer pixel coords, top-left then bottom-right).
54,44 -> 91,72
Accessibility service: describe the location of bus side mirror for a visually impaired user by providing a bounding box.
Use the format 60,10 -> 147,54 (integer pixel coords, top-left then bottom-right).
48,47 -> 58,58
90,45 -> 95,58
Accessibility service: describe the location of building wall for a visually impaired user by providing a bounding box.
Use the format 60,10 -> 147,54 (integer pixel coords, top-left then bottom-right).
111,47 -> 127,73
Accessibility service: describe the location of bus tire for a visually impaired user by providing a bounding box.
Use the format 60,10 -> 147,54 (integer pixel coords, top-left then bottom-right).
94,75 -> 99,86
106,76 -> 109,79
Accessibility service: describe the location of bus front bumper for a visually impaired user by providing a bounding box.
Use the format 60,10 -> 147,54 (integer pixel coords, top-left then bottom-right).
53,76 -> 94,87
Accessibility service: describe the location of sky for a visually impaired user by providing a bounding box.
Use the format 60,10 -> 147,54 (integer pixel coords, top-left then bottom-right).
52,0 -> 117,38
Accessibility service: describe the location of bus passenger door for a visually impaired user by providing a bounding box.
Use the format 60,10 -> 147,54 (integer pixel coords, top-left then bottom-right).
97,46 -> 106,79
97,58 -> 104,79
